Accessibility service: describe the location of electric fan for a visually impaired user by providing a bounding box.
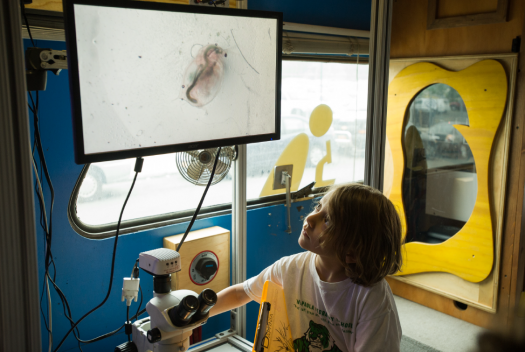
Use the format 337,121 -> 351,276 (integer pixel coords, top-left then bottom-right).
176,146 -> 236,185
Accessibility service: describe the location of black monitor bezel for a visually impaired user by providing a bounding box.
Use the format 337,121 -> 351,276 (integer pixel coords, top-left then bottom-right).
63,0 -> 282,164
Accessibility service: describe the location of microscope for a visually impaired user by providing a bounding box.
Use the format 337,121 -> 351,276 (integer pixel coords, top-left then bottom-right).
117,248 -> 217,352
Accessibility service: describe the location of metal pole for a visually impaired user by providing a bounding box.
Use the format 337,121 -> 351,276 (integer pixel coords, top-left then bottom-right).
364,0 -> 393,191
229,0 -> 248,339
0,0 -> 42,350
231,144 -> 247,337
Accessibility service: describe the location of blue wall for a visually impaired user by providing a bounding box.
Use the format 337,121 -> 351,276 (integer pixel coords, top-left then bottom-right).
29,2 -> 370,350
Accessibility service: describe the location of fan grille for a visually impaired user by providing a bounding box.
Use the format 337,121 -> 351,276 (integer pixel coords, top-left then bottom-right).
176,147 -> 235,186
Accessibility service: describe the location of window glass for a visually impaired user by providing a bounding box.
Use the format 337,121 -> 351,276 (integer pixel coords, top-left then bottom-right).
76,154 -> 232,226
74,60 -> 368,228
247,60 -> 369,199
402,84 -> 477,244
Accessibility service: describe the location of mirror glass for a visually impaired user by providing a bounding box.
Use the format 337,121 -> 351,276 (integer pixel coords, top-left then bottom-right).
403,83 -> 477,244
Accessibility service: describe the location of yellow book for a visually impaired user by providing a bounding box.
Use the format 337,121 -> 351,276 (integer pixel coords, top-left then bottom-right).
253,281 -> 294,352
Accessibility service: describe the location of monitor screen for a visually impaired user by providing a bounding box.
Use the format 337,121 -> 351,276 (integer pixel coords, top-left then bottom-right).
64,0 -> 282,164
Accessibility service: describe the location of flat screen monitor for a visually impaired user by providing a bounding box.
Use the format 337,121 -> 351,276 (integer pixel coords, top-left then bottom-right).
64,0 -> 282,164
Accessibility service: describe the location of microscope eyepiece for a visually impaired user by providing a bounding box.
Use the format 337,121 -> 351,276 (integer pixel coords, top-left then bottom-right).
168,295 -> 199,326
196,288 -> 217,317
182,295 -> 199,312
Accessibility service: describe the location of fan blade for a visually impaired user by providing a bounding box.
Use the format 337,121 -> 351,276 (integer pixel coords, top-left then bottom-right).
207,158 -> 229,174
187,160 -> 205,181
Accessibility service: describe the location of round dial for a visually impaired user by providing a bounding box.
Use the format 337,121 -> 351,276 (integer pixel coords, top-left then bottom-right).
189,251 -> 219,285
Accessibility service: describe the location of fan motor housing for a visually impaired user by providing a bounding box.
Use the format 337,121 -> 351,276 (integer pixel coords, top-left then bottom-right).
198,150 -> 212,164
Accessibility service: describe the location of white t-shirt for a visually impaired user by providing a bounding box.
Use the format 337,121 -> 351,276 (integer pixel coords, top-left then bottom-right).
244,251 -> 402,352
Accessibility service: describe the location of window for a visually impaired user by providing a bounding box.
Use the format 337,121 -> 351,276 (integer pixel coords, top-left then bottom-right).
247,60 -> 368,199
74,153 -> 233,227
71,28 -> 370,237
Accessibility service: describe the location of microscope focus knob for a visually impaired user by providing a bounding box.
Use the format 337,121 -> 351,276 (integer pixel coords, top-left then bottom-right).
115,341 -> 138,352
147,327 -> 162,343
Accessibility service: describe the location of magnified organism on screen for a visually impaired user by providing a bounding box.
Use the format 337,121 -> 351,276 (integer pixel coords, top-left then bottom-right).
180,30 -> 260,108
180,44 -> 227,108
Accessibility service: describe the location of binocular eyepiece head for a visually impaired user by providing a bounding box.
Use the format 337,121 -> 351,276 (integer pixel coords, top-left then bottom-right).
168,288 -> 217,327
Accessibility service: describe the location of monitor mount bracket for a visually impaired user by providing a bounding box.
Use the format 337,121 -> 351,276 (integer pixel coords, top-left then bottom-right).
25,47 -> 67,91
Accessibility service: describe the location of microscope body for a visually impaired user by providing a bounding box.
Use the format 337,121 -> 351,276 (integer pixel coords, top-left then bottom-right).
132,290 -> 206,352
128,249 -> 217,352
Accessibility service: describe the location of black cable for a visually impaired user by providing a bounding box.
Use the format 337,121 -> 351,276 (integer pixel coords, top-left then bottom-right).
135,284 -> 143,323
73,307 -> 147,345
20,2 -> 35,47
34,91 -> 55,282
29,95 -> 52,339
176,147 -> 222,252
47,274 -> 84,352
53,259 -> 142,346
126,306 -> 130,342
31,91 -> 55,289
24,37 -> 79,351
34,179 -> 50,334
38,157 -> 141,349
54,161 -> 142,352
39,280 -> 50,333
29,89 -> 59,349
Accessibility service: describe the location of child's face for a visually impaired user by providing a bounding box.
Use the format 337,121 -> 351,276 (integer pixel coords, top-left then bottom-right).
299,194 -> 331,255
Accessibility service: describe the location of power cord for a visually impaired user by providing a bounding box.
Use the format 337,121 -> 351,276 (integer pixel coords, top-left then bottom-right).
53,157 -> 144,352
123,259 -> 141,342
94,148 -> 221,346
74,302 -> 146,345
20,1 -> 35,47
22,6 -> 144,349
176,147 -> 222,252
29,85 -> 60,352
30,96 -> 86,351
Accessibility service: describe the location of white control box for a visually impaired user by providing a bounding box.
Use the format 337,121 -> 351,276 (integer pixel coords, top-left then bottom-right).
139,248 -> 181,276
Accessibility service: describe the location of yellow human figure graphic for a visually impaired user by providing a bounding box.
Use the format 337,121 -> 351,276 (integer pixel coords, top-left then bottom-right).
259,104 -> 334,197
315,140 -> 335,188
310,104 -> 335,188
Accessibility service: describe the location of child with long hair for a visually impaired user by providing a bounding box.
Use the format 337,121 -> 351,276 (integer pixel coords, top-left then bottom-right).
210,183 -> 403,351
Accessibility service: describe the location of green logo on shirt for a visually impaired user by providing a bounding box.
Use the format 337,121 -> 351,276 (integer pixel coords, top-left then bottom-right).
293,320 -> 342,352
294,299 -> 353,333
